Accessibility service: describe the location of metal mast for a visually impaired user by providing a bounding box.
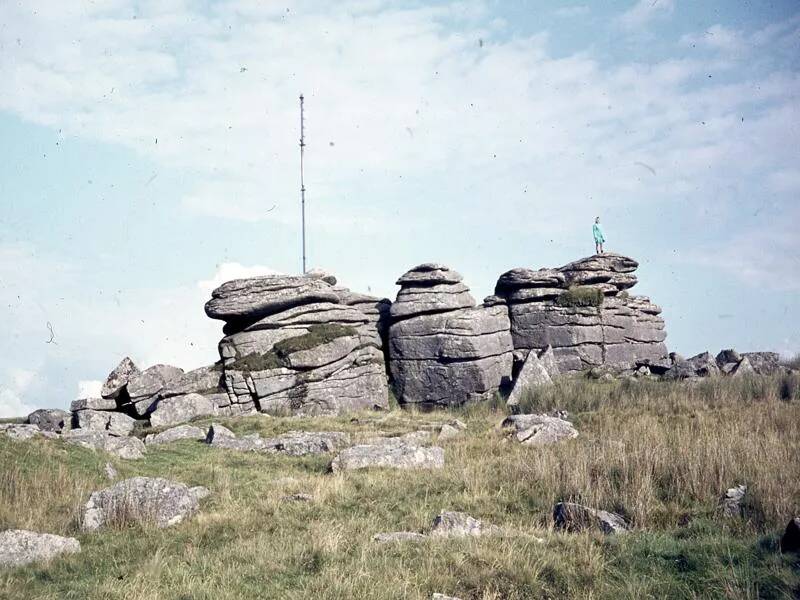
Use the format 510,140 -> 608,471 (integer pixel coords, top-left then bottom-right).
299,94 -> 307,274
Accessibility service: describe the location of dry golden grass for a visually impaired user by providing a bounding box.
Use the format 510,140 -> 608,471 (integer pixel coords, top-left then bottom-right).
0,374 -> 798,599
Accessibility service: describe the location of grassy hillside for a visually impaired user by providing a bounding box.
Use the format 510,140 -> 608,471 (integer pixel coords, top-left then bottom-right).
1,375 -> 799,599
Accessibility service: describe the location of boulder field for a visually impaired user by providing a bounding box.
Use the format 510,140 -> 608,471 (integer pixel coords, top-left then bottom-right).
9,253 -> 791,437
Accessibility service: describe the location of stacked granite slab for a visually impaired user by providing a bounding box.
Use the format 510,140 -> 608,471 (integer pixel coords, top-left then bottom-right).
205,272 -> 390,416
388,264 -> 513,406
494,253 -> 668,374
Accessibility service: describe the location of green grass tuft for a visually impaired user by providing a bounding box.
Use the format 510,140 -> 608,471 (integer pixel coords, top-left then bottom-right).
556,286 -> 604,308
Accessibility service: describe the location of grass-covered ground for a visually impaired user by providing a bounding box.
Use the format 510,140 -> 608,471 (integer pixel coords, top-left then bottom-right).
1,375 -> 799,599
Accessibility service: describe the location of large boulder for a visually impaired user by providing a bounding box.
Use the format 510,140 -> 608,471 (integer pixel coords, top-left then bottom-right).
148,393 -> 218,429
145,424 -> 207,446
26,409 -> 71,433
0,530 -> 80,568
127,364 -> 186,415
74,410 -> 135,437
741,352 -> 781,375
81,477 -> 208,531
207,273 -> 390,417
388,265 -> 513,406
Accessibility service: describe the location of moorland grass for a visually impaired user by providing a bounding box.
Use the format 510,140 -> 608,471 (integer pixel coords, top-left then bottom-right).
0,375 -> 798,599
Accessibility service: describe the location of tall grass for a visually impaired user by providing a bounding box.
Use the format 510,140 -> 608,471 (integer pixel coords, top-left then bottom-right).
0,375 -> 798,599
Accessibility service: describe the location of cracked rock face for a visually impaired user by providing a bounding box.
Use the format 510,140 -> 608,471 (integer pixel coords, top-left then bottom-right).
145,424 -> 207,446
207,273 -> 390,416
495,253 -> 668,375
388,264 -> 513,406
0,530 -> 80,568
81,477 -> 208,531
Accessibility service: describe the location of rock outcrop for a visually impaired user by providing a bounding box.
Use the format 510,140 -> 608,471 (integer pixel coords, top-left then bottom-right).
495,254 -> 668,375
388,264 -> 513,406
206,273 -> 390,416
553,501 -> 629,535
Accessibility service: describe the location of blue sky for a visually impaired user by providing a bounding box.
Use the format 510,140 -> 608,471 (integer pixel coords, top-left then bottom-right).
1,0 -> 798,416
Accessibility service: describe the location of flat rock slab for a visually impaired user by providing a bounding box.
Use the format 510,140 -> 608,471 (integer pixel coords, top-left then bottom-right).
502,414 -> 578,446
373,531 -> 427,544
206,423 -> 349,456
330,441 -> 444,472
62,430 -> 146,460
0,530 -> 80,568
553,502 -> 629,535
145,424 -> 207,446
81,477 -> 208,531
0,423 -> 58,441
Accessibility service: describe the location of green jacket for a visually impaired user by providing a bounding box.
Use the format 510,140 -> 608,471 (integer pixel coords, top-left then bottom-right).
593,223 -> 605,243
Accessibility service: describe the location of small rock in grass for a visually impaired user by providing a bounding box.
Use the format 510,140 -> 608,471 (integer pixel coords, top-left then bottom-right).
0,530 -> 80,568
429,511 -> 499,538
372,531 -> 427,544
718,484 -> 747,518
553,502 -> 629,535
281,493 -> 314,503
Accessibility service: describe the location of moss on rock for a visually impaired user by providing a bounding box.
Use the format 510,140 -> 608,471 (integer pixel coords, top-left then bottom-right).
556,286 -> 604,308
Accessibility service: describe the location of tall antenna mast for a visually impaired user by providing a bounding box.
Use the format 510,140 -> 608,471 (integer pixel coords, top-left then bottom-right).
299,94 -> 307,274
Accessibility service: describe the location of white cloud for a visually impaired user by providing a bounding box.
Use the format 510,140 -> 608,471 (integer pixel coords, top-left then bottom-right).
618,0 -> 674,31
0,368 -> 38,418
554,5 -> 590,18
76,380 -> 103,399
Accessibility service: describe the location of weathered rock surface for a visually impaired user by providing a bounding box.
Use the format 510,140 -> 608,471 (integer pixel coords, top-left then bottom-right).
127,364 -> 185,405
26,409 -> 71,433
101,357 -> 140,399
742,352 -> 780,375
149,393 -> 217,428
429,511 -> 499,538
75,409 -> 135,437
0,423 -> 58,441
145,424 -> 207,446
62,430 -> 146,460
495,254 -> 667,375
81,477 -> 207,531
553,502 -> 629,535
0,530 -> 80,568
71,397 -> 117,411
330,440 -> 444,472
205,423 -> 349,456
502,414 -> 578,445
506,348 -> 556,409
719,484 -> 747,518
207,272 -> 390,416
389,264 -> 513,406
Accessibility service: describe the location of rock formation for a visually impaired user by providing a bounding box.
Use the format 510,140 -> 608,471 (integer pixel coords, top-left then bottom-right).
495,253 -> 668,375
205,272 -> 390,416
388,264 -> 513,406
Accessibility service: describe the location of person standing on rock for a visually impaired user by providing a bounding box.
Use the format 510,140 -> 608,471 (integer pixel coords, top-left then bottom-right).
593,217 -> 605,254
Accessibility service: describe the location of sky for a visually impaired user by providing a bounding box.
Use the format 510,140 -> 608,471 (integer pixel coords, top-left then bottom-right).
0,0 -> 798,416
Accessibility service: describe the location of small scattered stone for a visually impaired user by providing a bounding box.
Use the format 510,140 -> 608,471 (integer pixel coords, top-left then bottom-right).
719,484 -> 747,518
429,511 -> 499,538
0,530 -> 80,568
553,502 -> 629,535
372,531 -> 427,544
281,493 -> 314,503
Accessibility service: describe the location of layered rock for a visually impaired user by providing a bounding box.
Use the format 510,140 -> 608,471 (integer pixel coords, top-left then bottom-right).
495,253 -> 668,374
206,272 -> 390,416
388,264 -> 513,406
